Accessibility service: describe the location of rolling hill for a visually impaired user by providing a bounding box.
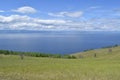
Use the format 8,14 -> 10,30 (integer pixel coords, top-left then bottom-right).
72,45 -> 120,59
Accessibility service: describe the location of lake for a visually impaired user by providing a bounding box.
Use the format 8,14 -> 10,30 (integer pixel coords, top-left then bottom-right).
0,31 -> 120,54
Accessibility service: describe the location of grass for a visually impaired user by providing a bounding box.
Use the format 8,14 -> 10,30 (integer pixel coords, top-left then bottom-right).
0,54 -> 120,80
72,46 -> 120,59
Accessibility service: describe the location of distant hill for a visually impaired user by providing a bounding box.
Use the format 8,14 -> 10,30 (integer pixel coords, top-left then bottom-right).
71,45 -> 120,59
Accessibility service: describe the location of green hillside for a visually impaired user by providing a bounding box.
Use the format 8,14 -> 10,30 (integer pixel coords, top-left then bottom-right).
72,46 -> 120,59
0,46 -> 120,80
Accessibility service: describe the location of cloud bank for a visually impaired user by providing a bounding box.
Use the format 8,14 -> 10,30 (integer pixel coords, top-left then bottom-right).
0,6 -> 120,31
0,15 -> 120,31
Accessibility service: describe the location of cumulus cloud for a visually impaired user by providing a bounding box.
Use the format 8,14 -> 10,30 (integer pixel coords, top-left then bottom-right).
12,6 -> 37,14
48,11 -> 83,18
0,15 -> 120,31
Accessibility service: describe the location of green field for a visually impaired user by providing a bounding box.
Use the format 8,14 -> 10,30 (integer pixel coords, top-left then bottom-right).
0,46 -> 120,80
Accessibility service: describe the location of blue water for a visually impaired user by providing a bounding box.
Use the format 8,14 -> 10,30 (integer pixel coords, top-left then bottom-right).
0,31 -> 120,54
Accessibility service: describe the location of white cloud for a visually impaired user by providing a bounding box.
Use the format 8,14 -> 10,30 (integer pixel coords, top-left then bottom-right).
89,6 -> 100,9
12,6 -> 37,14
65,11 -> 83,17
0,15 -> 120,31
0,15 -> 69,30
0,10 -> 5,12
48,13 -> 64,17
48,11 -> 83,18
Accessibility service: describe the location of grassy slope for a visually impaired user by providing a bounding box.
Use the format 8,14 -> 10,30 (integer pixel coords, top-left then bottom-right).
72,46 -> 120,59
0,54 -> 120,80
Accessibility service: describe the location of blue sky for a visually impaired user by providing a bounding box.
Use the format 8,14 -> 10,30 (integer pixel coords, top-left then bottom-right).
0,0 -> 120,31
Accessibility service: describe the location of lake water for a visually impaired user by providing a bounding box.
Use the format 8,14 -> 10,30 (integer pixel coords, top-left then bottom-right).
0,31 -> 120,54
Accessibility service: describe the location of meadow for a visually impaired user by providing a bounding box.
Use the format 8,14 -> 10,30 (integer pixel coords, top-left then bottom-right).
0,53 -> 120,80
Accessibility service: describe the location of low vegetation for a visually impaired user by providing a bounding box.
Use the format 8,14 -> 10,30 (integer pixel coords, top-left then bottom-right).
0,50 -> 76,59
0,45 -> 120,80
72,44 -> 120,59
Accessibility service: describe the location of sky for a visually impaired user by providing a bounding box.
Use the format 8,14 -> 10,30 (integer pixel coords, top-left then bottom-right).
0,0 -> 120,31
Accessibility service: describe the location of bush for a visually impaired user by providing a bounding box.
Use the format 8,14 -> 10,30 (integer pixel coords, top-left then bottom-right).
63,55 -> 76,59
0,50 -> 76,59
